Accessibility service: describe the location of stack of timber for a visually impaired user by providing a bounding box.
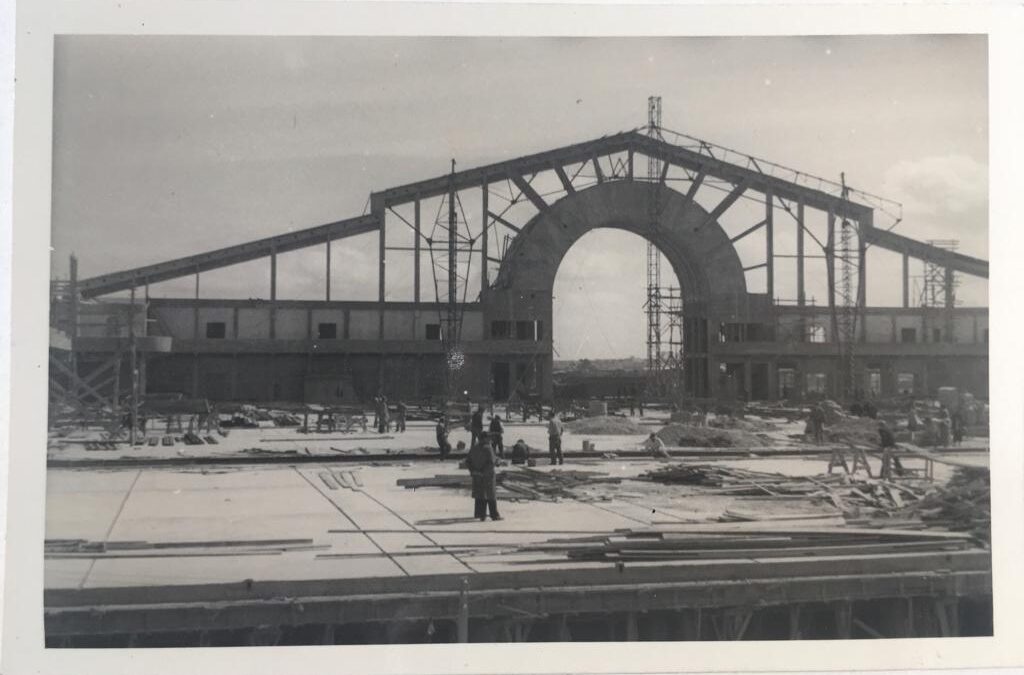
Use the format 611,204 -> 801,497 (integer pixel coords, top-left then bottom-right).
530,526 -> 976,562
43,537 -> 325,559
888,466 -> 990,544
639,464 -> 836,496
397,467 -> 621,502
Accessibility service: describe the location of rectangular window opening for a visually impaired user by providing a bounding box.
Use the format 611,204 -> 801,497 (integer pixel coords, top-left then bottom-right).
205,321 -> 226,339
317,322 -> 338,340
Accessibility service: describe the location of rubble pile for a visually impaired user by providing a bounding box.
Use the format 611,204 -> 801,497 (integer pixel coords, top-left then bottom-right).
656,425 -> 771,448
565,416 -> 645,435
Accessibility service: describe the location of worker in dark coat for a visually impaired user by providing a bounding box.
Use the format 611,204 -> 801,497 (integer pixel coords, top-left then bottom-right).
809,405 -> 826,444
435,416 -> 452,460
470,405 -> 485,448
395,401 -> 407,433
466,439 -> 501,521
489,414 -> 505,458
510,439 -> 531,465
878,420 -> 903,478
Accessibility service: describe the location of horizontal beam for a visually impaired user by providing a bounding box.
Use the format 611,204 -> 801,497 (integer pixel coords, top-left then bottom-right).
78,213 -> 381,298
864,227 -> 988,279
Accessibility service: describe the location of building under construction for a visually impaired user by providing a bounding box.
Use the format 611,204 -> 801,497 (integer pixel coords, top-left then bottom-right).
44,117 -> 991,647
52,123 -> 988,410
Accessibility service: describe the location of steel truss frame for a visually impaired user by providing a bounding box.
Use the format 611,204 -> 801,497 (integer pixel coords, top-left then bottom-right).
72,126 -> 988,402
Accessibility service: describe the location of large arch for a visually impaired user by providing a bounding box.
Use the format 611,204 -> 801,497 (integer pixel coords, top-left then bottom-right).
481,180 -> 751,399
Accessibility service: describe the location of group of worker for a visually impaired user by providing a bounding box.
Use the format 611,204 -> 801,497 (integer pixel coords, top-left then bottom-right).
371,395 -> 407,434
907,404 -> 965,447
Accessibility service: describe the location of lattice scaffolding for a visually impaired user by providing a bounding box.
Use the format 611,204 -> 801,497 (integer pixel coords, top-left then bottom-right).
919,239 -> 960,308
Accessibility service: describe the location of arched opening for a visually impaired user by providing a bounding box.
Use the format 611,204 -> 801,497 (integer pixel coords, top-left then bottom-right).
485,180 -> 749,400
552,228 -> 679,364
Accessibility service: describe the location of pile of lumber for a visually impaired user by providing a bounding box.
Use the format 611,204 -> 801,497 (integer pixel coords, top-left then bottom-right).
43,537 -> 325,559
639,464 -> 837,497
527,526 -> 976,563
397,467 -> 621,502
890,467 -> 990,543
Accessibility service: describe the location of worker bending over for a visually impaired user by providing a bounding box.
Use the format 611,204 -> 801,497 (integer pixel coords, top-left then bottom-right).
643,432 -> 671,459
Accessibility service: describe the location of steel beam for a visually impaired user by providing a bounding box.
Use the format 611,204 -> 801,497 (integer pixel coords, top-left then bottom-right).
680,166 -> 707,210
591,155 -> 605,184
509,173 -> 549,214
729,220 -> 766,244
78,213 -> 380,298
696,178 -> 751,232
630,134 -> 872,221
865,227 -> 987,279
488,210 -> 522,234
553,164 -> 575,194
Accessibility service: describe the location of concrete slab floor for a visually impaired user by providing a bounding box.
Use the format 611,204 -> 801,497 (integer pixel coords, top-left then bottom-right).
44,453 -> 977,591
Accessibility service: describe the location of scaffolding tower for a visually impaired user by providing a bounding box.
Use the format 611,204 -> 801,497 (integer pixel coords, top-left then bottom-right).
919,239 -> 960,308
644,96 -> 685,398
645,96 -> 663,377
834,173 -> 861,399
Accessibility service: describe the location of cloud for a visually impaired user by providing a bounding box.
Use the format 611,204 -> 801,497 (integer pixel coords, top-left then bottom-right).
882,154 -> 987,217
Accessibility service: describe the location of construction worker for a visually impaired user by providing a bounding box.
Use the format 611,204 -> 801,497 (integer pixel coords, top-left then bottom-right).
878,420 -> 902,479
470,405 -> 485,448
395,400 -> 407,433
547,411 -> 564,465
435,416 -> 452,460
510,439 -> 531,465
489,414 -> 505,458
809,404 -> 826,444
643,432 -> 670,459
466,438 -> 502,521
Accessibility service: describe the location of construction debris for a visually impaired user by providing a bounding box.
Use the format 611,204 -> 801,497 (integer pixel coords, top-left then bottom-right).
565,416 -> 645,435
398,466 -> 622,502
888,466 -> 991,544
655,425 -> 771,448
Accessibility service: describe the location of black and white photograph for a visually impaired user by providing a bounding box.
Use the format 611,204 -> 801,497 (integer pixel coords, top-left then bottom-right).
4,3 -> 1024,673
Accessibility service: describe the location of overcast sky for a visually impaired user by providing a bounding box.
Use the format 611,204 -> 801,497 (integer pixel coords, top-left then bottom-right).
52,35 -> 988,359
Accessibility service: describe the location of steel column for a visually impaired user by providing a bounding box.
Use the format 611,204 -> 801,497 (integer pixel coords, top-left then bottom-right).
858,214 -> 869,342
826,210 -> 838,342
269,247 -> 277,340
796,201 -> 805,306
902,253 -> 910,308
325,231 -> 331,302
193,268 -> 200,340
414,199 -> 421,304
481,184 -> 489,292
765,189 -> 774,302
378,206 -> 387,340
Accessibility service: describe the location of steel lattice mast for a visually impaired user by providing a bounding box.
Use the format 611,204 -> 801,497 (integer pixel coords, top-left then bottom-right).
646,96 -> 663,379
